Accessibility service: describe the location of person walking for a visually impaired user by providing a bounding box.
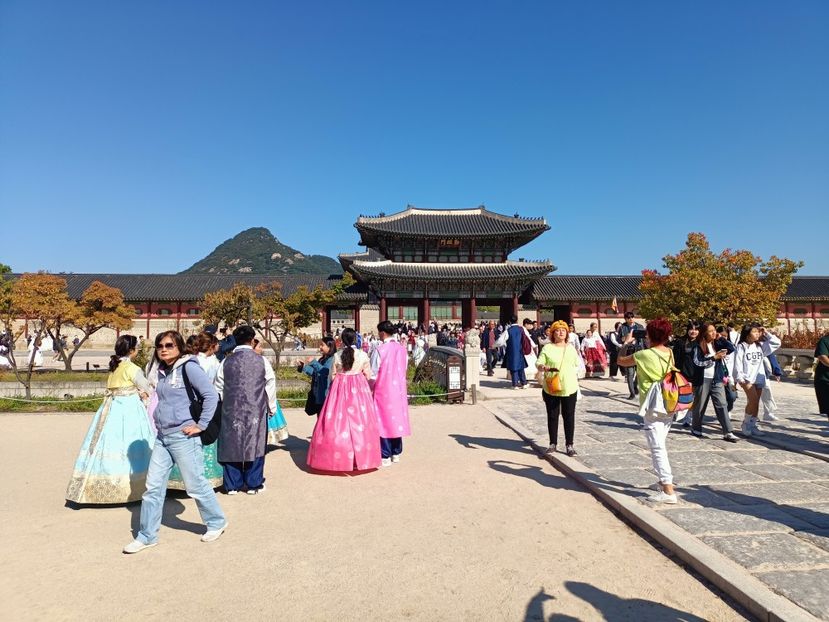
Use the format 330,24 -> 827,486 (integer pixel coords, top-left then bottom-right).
815,332 -> 829,419
371,320 -> 411,466
123,331 -> 226,554
672,321 -> 700,427
481,320 -> 499,377
215,326 -> 276,495
607,322 -> 622,380
760,354 -> 783,422
66,335 -> 154,504
734,324 -> 781,437
618,318 -> 677,504
536,320 -> 581,456
618,312 -> 645,400
502,315 -> 528,389
307,328 -> 381,472
690,323 -> 739,442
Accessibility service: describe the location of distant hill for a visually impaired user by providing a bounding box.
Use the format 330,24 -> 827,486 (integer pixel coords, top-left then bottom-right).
181,227 -> 342,275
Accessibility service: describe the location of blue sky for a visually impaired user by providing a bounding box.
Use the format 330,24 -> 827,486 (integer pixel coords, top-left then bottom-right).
1,1 -> 826,275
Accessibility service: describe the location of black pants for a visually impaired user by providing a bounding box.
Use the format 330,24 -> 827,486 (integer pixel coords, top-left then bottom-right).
485,348 -> 498,375
542,391 -> 577,446
609,352 -> 619,377
624,366 -> 638,398
816,380 -> 829,415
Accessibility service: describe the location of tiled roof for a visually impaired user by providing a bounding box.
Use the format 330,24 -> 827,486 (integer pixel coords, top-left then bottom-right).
355,205 -> 549,239
530,275 -> 829,302
10,273 -> 367,302
781,277 -> 829,301
530,276 -> 643,302
349,260 -> 554,282
338,248 -> 387,272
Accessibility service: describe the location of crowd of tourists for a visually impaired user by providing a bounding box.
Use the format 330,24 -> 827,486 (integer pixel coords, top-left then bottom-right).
64,320 -> 411,555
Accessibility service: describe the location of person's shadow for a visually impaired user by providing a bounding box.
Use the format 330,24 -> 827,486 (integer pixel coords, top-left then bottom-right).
449,433 -> 537,455
487,460 -> 575,491
127,496 -> 203,538
524,587 -> 556,621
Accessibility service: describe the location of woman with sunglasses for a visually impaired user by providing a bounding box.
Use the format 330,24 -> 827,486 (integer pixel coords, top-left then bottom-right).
66,334 -> 154,504
124,331 -> 226,554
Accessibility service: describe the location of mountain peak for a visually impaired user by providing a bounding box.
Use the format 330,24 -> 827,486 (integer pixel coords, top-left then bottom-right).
180,228 -> 341,276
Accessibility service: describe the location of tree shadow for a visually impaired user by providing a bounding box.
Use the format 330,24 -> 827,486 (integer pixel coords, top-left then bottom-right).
547,581 -> 711,621
449,433 -> 537,455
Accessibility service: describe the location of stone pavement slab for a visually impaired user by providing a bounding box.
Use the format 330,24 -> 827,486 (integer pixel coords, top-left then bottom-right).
480,378 -> 829,621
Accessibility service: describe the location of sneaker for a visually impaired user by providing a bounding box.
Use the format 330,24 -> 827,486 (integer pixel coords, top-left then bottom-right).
646,491 -> 678,504
226,490 -> 239,496
545,444 -> 557,455
691,430 -> 707,439
740,418 -> 753,437
750,419 -> 766,436
391,455 -> 401,464
565,445 -> 577,457
381,457 -> 392,467
763,413 -> 779,422
247,485 -> 265,495
512,386 -> 521,390
723,433 -> 739,443
123,539 -> 157,554
201,522 -> 228,543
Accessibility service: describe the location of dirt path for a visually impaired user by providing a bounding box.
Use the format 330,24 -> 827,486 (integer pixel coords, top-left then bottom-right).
0,405 -> 746,621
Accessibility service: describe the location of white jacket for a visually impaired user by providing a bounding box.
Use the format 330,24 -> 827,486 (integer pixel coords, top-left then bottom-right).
733,334 -> 781,385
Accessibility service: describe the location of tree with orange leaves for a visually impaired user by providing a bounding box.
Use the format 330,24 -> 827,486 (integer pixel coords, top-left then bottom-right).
639,233 -> 802,328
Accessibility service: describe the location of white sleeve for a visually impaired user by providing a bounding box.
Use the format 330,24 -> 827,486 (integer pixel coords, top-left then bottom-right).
214,360 -> 225,399
263,357 -> 276,415
733,344 -> 747,383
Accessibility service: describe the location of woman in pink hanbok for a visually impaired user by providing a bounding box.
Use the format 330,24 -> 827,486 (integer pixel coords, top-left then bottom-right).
371,321 -> 412,466
307,328 -> 381,472
581,329 -> 608,377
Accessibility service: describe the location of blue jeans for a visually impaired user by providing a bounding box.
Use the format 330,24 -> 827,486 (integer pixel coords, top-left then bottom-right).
380,437 -> 403,458
137,431 -> 225,544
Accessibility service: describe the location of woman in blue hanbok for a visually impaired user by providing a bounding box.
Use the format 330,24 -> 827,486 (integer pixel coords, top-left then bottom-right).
66,335 -> 154,504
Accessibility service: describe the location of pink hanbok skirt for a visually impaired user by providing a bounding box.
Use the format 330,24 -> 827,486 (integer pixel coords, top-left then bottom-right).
584,347 -> 607,373
307,373 -> 381,472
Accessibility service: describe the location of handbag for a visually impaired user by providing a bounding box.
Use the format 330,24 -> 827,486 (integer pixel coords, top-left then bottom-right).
545,371 -> 562,393
181,360 -> 222,445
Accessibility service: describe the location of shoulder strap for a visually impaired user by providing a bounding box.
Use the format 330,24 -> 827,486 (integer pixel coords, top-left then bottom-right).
180,360 -> 199,404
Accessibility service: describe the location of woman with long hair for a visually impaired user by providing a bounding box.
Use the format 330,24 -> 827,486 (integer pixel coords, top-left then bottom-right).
66,335 -> 154,504
124,330 -> 226,554
299,336 -> 336,416
307,328 -> 381,472
734,323 -> 781,437
691,323 -> 738,442
618,318 -> 677,504
168,331 -> 224,489
536,320 -> 582,456
672,321 -> 700,426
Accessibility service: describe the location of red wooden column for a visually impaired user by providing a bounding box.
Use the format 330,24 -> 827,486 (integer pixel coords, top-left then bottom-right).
379,297 -> 387,321
596,301 -> 602,333
320,308 -> 329,336
145,301 -> 152,338
176,301 -> 182,332
423,298 -> 430,328
512,294 -> 519,319
353,304 -> 361,332
469,297 -> 478,327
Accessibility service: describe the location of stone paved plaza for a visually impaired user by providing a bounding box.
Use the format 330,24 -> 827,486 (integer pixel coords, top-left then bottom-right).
482,377 -> 829,620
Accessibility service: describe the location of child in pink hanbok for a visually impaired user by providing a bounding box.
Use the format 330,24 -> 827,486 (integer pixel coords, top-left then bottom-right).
371,321 -> 412,466
307,328 -> 381,472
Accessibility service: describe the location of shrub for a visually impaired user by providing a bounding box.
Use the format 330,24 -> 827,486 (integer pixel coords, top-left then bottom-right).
781,326 -> 827,349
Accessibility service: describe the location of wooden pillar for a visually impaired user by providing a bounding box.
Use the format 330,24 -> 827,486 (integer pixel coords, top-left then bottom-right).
354,304 -> 361,332
145,301 -> 151,339
452,303 -> 459,320
596,301 -> 602,333
423,298 -> 430,329
536,307 -> 541,324
786,302 -> 791,334
512,294 -> 519,318
176,301 -> 182,332
379,297 -> 387,321
320,308 -> 329,336
470,297 -> 477,327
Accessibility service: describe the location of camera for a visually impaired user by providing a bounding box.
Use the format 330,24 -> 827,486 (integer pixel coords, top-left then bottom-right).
633,329 -> 647,340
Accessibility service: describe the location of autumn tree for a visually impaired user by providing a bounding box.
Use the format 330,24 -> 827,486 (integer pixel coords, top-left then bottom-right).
639,233 -> 802,328
47,280 -> 135,370
199,283 -> 263,329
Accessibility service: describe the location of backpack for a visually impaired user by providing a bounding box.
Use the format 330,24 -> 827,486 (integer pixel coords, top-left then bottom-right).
660,351 -> 694,415
521,330 -> 533,356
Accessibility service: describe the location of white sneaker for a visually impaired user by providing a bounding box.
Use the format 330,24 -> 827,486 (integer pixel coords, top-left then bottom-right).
226,490 -> 239,495
646,491 -> 678,504
391,455 -> 401,464
201,522 -> 228,543
763,413 -> 779,422
123,539 -> 157,554
740,418 -> 752,437
750,419 -> 766,436
381,457 -> 392,467
247,485 -> 265,495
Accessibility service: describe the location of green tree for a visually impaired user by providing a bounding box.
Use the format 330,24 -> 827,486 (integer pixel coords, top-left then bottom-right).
639,233 -> 803,328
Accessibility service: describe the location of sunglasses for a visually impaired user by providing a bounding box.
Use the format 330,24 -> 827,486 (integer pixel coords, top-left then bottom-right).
156,342 -> 177,350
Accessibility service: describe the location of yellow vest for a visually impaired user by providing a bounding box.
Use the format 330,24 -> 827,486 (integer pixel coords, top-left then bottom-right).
107,359 -> 140,389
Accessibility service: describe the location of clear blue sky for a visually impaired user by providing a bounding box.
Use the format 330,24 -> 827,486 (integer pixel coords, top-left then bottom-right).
1,1 -> 827,275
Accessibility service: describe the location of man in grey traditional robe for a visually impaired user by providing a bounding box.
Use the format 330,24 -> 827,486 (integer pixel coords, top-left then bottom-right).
214,325 -> 276,494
